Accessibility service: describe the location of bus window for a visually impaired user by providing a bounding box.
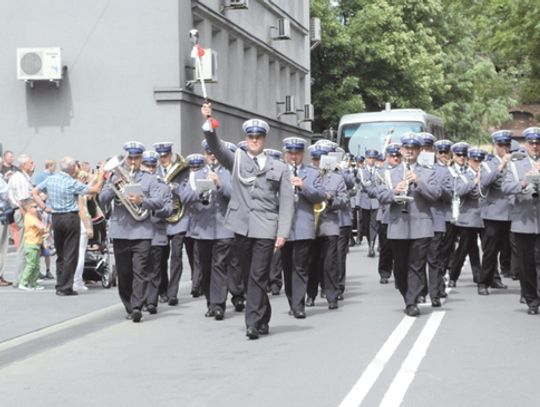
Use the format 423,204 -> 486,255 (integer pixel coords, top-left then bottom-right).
346,121 -> 423,156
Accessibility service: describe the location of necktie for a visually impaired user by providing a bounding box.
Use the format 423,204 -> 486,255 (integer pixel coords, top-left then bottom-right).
253,156 -> 259,170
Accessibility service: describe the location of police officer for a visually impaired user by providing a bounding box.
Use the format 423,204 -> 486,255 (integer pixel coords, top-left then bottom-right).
99,142 -> 164,322
377,133 -> 441,317
448,148 -> 486,287
281,137 -> 325,318
201,104 -> 294,340
376,143 -> 402,284
153,142 -> 190,306
357,149 -> 380,257
305,143 -> 349,309
440,141 -> 469,281
141,151 -> 173,314
477,130 -> 513,295
187,144 -> 235,321
501,127 -> 540,314
337,155 -> 356,298
422,135 -> 453,306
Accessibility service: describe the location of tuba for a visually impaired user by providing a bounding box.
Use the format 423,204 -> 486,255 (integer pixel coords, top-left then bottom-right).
103,155 -> 149,221
164,153 -> 189,223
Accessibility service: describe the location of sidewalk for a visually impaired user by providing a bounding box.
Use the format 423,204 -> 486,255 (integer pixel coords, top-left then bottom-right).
0,252 -> 119,343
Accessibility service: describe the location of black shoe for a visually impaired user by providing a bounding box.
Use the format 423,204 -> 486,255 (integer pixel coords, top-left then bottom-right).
431,298 -> 442,307
132,309 -> 142,323
520,296 -> 527,304
159,295 -> 169,303
168,297 -> 178,306
349,239 -> 356,247
232,298 -> 245,312
380,277 -> 389,284
44,270 -> 55,280
205,309 -> 216,317
527,306 -> 539,315
305,297 -> 315,307
271,286 -> 280,296
293,311 -> 306,319
477,287 -> 489,296
246,327 -> 259,340
190,289 -> 200,298
56,289 -> 78,296
439,292 -> 448,298
404,305 -> 420,317
448,280 -> 456,288
368,248 -> 375,257
258,323 -> 269,335
491,281 -> 507,289
416,296 -> 426,304
320,291 -> 326,299
328,301 -> 339,310
512,275 -> 519,281
337,293 -> 344,301
146,304 -> 157,315
214,309 -> 224,321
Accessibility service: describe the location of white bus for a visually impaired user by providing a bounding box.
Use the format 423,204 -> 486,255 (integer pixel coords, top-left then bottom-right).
337,107 -> 444,156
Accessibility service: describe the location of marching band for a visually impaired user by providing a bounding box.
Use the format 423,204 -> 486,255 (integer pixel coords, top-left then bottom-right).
22,104 -> 540,338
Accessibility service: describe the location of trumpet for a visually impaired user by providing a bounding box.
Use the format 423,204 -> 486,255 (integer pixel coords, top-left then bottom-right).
313,166 -> 328,227
394,157 -> 414,211
103,154 -> 149,221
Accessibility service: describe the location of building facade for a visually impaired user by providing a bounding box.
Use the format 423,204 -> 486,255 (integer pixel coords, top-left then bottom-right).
0,0 -> 312,166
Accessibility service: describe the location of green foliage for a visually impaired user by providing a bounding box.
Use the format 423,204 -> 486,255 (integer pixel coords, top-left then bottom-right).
310,0 -> 529,142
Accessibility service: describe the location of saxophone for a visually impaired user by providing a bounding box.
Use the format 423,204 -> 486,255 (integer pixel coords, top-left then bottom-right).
164,153 -> 189,223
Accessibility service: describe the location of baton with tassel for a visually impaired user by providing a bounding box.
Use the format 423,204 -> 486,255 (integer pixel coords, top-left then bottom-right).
189,29 -> 219,129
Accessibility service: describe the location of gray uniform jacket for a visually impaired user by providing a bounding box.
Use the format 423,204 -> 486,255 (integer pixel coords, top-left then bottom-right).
186,165 -> 234,240
288,164 -> 325,241
317,170 -> 349,237
339,170 -> 355,228
356,166 -> 379,210
377,163 -> 440,239
502,157 -> 540,234
454,168 -> 484,229
151,177 -> 174,246
479,157 -> 512,221
430,163 -> 453,233
100,170 -> 164,240
204,129 -> 294,240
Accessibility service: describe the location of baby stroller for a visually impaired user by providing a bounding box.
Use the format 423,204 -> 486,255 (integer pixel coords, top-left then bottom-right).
82,197 -> 117,288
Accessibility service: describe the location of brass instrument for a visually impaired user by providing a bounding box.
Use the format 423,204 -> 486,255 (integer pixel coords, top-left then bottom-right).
164,153 -> 189,223
201,163 -> 217,206
103,155 -> 149,221
394,158 -> 414,212
313,167 -> 328,227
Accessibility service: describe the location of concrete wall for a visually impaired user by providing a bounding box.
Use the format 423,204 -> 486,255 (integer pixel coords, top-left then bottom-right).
0,0 -> 181,166
0,0 -> 311,169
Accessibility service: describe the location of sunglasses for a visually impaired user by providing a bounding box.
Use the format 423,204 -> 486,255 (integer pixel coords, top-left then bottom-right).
454,153 -> 467,157
437,151 -> 449,154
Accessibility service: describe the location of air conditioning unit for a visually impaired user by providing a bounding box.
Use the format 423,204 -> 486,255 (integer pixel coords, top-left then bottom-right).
273,18 -> 291,40
194,48 -> 218,83
310,18 -> 321,43
284,95 -> 295,114
303,103 -> 314,122
228,0 -> 248,9
17,47 -> 62,81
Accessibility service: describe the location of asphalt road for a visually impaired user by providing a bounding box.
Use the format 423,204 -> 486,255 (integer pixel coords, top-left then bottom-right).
1,244 -> 539,407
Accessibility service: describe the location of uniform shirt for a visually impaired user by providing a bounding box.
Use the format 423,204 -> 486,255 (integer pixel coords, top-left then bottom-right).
24,213 -> 43,245
7,170 -> 33,208
37,172 -> 90,213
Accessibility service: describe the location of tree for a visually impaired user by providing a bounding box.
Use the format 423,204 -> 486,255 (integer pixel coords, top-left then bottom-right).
310,0 -> 518,141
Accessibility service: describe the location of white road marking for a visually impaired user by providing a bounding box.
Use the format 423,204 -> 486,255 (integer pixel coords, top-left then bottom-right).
379,311 -> 446,407
339,316 -> 416,407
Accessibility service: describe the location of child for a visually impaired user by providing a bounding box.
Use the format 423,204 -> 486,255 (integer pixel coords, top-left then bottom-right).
19,199 -> 46,291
